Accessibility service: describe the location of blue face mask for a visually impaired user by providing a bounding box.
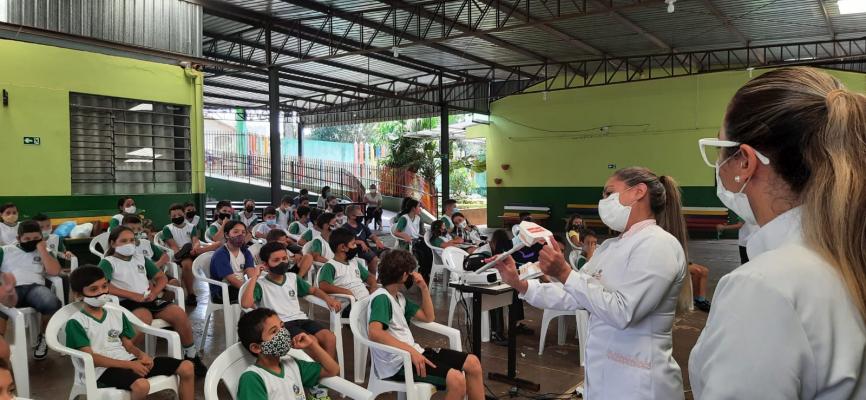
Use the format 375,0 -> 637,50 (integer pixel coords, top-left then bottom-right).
266,219 -> 276,226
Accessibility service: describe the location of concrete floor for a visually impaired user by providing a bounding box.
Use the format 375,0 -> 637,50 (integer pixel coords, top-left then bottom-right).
23,237 -> 743,400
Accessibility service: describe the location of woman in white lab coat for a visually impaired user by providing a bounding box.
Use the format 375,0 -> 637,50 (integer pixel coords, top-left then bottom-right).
689,67 -> 866,399
495,167 -> 690,400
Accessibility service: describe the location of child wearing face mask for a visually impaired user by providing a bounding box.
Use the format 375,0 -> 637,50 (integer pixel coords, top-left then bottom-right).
109,197 -> 137,230
0,203 -> 19,246
236,199 -> 260,227
565,214 -> 585,250
206,200 -> 234,243
265,229 -> 304,261
0,220 -> 61,360
297,213 -> 337,278
289,206 -> 312,241
368,249 -> 485,400
33,213 -> 75,260
182,202 -> 202,237
317,228 -> 377,318
429,220 -> 463,249
162,203 -> 222,305
210,220 -> 255,305
100,226 -> 208,376
67,266 -> 195,400
236,308 -> 339,400
241,242 -> 342,365
254,207 -> 281,240
333,205 -> 347,227
440,199 -> 459,233
277,195 -> 295,230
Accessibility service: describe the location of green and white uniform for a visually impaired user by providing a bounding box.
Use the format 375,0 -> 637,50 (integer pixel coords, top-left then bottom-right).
161,222 -> 196,247
0,244 -> 48,285
395,215 -> 422,250
237,358 -> 321,400
109,214 -> 124,230
430,234 -> 452,248
288,221 -> 310,237
303,235 -> 333,260
439,215 -> 454,232
235,211 -> 259,228
99,254 -> 160,296
45,233 -> 66,256
205,221 -> 222,242
277,207 -> 294,231
0,223 -> 18,246
318,259 -> 371,301
137,238 -> 164,262
368,288 -> 422,379
252,273 -> 311,322
65,308 -> 137,381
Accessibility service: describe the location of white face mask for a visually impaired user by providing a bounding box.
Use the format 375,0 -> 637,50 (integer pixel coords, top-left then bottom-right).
115,243 -> 136,257
715,158 -> 757,226
83,293 -> 110,308
124,206 -> 136,214
598,191 -> 633,232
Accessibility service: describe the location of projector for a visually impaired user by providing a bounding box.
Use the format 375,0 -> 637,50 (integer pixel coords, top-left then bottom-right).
462,270 -> 501,285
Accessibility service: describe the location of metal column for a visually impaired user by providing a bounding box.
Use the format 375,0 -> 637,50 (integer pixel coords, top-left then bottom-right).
439,73 -> 449,213
297,121 -> 304,157
266,28 -> 282,205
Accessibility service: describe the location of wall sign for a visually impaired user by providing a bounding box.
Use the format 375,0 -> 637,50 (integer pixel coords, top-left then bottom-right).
23,136 -> 41,145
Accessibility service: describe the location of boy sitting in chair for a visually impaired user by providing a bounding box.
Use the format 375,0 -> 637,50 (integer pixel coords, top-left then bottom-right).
237,308 -> 339,400
317,228 -> 377,318
368,249 -> 484,400
66,266 -> 194,400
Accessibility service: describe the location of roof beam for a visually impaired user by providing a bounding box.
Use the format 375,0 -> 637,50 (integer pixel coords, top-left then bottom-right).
377,0 -> 550,63
277,0 -> 531,77
203,92 -> 303,112
817,0 -> 837,38
205,70 -> 368,101
205,81 -> 335,107
198,0 -> 483,82
700,0 -> 750,45
589,0 -> 671,51
204,29 -> 429,88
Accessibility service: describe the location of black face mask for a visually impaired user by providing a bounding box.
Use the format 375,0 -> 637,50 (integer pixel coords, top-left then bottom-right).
186,210 -> 196,219
171,216 -> 185,225
19,239 -> 40,253
345,246 -> 359,260
269,262 -> 291,275
245,206 -> 254,213
219,212 -> 232,220
404,274 -> 414,290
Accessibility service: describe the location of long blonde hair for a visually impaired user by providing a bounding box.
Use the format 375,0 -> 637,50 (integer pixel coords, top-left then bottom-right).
726,67 -> 866,320
614,167 -> 692,312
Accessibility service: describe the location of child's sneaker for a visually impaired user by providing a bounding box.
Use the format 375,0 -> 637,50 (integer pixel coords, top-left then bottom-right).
34,333 -> 48,360
308,385 -> 331,400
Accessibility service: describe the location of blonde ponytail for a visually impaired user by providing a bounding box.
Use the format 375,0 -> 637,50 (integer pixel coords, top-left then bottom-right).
726,66 -> 866,320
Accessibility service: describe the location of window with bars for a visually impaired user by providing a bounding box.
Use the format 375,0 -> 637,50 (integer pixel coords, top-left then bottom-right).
69,93 -> 192,195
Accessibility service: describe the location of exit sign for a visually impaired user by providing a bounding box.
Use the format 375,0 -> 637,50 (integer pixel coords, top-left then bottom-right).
607,163 -> 617,169
23,136 -> 40,145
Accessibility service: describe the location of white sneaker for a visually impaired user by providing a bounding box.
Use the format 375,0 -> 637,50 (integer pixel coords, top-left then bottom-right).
308,386 -> 331,400
34,334 -> 47,360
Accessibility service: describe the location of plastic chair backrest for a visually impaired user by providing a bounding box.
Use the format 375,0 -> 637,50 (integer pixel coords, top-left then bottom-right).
88,232 -> 109,257
568,251 -> 583,271
442,247 -> 468,274
204,342 -> 256,400
247,242 -> 263,264
193,251 -> 216,279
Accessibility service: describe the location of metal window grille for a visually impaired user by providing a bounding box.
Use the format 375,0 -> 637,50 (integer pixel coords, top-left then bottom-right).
69,93 -> 192,195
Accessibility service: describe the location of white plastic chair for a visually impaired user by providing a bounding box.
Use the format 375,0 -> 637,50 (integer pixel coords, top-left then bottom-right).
312,265 -> 369,382
247,242 -> 263,265
422,231 -> 448,293
389,223 -> 412,251
88,232 -> 110,258
348,296 -> 462,400
204,342 -> 374,400
143,283 -> 186,356
46,302 -> 181,400
442,247 -> 491,342
0,306 -> 30,398
17,275 -> 65,348
193,251 -> 239,349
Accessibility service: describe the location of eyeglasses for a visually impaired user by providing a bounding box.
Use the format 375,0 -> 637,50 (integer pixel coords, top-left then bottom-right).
698,138 -> 770,168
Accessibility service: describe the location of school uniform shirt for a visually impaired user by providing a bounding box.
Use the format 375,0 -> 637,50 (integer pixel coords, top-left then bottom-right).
0,244 -> 48,286
277,207 -> 294,230
65,307 -> 137,380
737,221 -> 758,248
205,221 -> 221,242
109,214 -> 124,230
521,220 -> 687,400
160,222 -> 196,248
99,254 -> 160,297
254,222 -> 280,238
318,259 -> 371,301
235,211 -> 260,228
45,233 -> 67,255
367,288 -> 423,379
237,358 -> 322,400
439,215 -> 454,232
689,207 -> 866,399
288,221 -> 310,237
210,245 -> 255,288
303,236 -> 334,260
251,274 -> 311,322
430,234 -> 452,248
395,215 -> 422,249
0,223 -> 18,246
136,238 -> 164,262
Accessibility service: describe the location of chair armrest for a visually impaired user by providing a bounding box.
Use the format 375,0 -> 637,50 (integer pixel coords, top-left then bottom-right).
51,345 -> 102,394
320,376 -> 374,400
411,321 -> 462,351
69,255 -> 79,271
164,284 -> 186,312
46,275 -> 65,305
330,293 -> 356,304
136,324 -> 182,359
166,262 -> 181,281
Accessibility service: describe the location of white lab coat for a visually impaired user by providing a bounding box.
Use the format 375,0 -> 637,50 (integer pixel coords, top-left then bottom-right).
689,207 -> 866,399
522,220 -> 686,400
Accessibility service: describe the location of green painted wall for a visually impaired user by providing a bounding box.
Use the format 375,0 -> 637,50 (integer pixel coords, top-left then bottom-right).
0,39 -> 205,225
483,68 -> 866,228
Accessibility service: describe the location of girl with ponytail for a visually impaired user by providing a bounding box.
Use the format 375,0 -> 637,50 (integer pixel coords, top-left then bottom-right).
492,166 -> 689,400
690,67 -> 866,399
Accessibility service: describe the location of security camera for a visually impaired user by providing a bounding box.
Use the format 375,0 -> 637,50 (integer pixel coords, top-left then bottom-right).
665,0 -> 676,13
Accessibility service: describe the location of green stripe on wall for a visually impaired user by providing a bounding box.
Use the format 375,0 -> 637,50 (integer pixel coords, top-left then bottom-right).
487,186 -> 722,229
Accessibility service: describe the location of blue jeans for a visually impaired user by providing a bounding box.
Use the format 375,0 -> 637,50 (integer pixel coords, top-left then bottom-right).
15,283 -> 61,315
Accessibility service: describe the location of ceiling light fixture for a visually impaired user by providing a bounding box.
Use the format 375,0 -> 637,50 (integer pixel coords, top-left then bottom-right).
838,0 -> 866,14
665,0 -> 676,13
391,46 -> 400,58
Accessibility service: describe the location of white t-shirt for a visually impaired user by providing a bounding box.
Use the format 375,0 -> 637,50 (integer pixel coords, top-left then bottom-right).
228,246 -> 248,282
0,244 -> 47,286
252,274 -> 311,322
368,289 -> 424,379
65,308 -> 136,381
277,207 -> 294,230
238,360 -> 309,400
364,192 -> 382,206
99,254 -> 158,296
254,223 -> 280,237
161,222 -> 196,247
319,259 -> 370,301
0,223 -> 18,246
